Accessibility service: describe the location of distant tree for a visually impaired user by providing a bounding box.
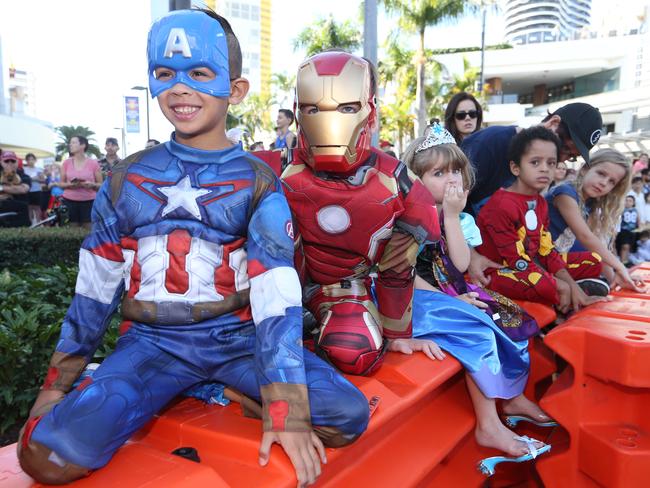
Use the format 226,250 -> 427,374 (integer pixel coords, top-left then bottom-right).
229,91 -> 276,141
378,36 -> 449,146
293,16 -> 361,57
380,93 -> 416,151
271,72 -> 296,107
381,0 -> 471,136
427,57 -> 488,122
54,125 -> 101,159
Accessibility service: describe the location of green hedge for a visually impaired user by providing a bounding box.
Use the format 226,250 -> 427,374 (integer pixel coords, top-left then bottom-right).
0,264 -> 119,435
0,227 -> 88,266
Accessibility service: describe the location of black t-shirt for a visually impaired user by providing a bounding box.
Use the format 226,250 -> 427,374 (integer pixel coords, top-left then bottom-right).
461,125 -> 517,210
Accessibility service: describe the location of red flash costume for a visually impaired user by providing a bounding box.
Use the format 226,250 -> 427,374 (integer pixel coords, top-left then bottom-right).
280,52 -> 440,375
477,188 -> 602,304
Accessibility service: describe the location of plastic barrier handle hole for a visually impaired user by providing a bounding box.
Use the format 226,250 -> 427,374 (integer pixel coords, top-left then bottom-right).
625,335 -> 644,341
627,330 -> 647,336
619,428 -> 639,438
616,438 -> 637,448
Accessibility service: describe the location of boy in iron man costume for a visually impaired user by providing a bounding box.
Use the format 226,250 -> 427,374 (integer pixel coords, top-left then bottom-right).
280,51 -> 442,375
17,11 -> 368,487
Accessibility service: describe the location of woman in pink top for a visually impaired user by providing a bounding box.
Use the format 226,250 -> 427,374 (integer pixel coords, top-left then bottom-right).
53,135 -> 103,228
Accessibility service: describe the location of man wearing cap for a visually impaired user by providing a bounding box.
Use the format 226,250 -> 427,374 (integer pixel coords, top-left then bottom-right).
98,137 -> 121,177
461,102 -> 603,284
0,151 -> 31,227
379,139 -> 393,151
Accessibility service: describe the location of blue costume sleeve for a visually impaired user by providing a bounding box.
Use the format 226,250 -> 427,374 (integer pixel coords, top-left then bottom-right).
247,177 -> 311,432
43,181 -> 125,392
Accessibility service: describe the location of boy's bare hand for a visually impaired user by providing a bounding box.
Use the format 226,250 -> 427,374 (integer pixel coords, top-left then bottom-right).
468,249 -> 501,286
29,389 -> 65,418
388,338 -> 446,361
570,283 -> 609,311
259,430 -> 326,488
556,278 -> 572,314
457,291 -> 489,309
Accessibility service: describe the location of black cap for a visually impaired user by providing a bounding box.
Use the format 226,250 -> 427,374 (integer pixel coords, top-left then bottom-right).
105,137 -> 119,146
552,103 -> 602,164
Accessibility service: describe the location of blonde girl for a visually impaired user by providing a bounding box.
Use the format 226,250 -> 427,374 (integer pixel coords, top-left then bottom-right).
546,148 -> 644,292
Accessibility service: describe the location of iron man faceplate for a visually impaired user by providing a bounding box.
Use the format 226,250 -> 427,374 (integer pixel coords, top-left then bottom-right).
295,51 -> 377,174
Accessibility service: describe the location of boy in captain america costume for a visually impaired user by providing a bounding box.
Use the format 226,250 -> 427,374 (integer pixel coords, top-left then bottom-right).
17,9 -> 369,487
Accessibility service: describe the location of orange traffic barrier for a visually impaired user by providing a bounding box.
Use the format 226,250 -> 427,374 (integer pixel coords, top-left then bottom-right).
2,353 -> 488,487
515,300 -> 558,402
0,299 -> 563,487
537,264 -> 650,488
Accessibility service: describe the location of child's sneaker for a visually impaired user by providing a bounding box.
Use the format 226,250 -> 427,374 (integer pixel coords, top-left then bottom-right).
576,278 -> 610,297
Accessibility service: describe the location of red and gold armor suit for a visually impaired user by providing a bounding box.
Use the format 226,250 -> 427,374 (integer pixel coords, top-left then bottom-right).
278,52 -> 440,375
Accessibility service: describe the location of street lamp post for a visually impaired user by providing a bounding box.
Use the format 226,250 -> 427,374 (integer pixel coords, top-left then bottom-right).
113,127 -> 127,158
131,86 -> 150,141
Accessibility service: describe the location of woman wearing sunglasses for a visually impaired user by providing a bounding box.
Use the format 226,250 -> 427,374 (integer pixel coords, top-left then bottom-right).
444,92 -> 483,144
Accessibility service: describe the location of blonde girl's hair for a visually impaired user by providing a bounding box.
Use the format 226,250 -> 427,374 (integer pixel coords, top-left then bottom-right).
575,148 -> 632,245
401,136 -> 475,191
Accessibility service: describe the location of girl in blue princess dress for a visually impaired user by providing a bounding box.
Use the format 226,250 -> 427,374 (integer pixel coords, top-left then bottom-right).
403,123 -> 553,458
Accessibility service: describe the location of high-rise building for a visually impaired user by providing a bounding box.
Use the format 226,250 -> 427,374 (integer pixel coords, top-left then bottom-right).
0,36 -> 57,157
504,0 -> 592,45
216,0 -> 272,95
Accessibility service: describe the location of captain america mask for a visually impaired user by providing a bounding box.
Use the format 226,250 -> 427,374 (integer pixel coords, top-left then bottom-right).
147,10 -> 231,98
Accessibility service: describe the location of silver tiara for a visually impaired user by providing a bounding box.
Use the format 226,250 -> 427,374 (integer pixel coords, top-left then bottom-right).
415,122 -> 456,153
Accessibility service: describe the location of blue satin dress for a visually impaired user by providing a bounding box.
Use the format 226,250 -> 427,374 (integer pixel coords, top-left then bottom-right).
412,213 -> 530,400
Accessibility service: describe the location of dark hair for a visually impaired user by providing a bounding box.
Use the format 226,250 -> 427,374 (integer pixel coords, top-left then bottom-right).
626,195 -> 636,202
508,126 -> 561,166
195,7 -> 242,79
444,92 -> 482,144
641,168 -> 649,176
278,109 -> 295,125
71,135 -> 89,152
25,153 -> 36,160
632,176 -> 643,184
639,230 -> 650,240
249,141 -> 264,151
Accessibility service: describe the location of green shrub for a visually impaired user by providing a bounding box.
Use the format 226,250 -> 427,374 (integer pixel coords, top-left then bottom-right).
0,227 -> 88,267
0,265 -> 119,434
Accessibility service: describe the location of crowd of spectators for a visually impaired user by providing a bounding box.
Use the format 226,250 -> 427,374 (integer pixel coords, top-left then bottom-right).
1,100 -> 648,284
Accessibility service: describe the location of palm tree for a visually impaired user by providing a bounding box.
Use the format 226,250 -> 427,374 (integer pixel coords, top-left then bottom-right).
54,125 -> 101,159
380,93 -> 416,151
229,91 -> 277,141
293,16 -> 362,57
381,0 -> 470,137
271,72 -> 296,108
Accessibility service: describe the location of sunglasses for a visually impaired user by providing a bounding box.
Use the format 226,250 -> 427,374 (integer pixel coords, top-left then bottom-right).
2,159 -> 17,164
455,110 -> 478,121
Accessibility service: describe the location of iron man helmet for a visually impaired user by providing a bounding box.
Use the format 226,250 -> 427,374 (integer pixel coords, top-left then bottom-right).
295,51 -> 376,173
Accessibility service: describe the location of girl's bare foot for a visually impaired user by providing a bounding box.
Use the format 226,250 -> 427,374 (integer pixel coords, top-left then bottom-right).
502,394 -> 552,422
475,422 -> 544,457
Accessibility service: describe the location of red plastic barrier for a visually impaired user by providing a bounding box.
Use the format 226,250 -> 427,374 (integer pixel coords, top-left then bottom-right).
537,267 -> 650,487
514,300 -> 558,402
1,353 -> 489,487
0,298 -> 564,487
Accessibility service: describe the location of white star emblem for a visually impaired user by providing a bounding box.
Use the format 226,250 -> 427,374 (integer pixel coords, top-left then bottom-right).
158,175 -> 210,220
